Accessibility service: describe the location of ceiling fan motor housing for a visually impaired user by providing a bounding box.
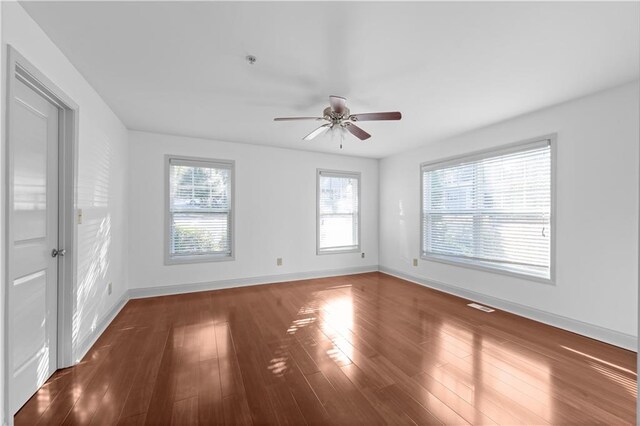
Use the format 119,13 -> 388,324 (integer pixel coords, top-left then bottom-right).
324,106 -> 350,123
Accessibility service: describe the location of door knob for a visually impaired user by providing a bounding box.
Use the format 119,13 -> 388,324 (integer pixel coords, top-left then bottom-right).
51,248 -> 66,257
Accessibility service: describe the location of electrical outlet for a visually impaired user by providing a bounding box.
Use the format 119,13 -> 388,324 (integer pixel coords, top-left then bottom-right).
413,258 -> 418,267
361,253 -> 365,258
108,282 -> 112,295
277,258 -> 283,266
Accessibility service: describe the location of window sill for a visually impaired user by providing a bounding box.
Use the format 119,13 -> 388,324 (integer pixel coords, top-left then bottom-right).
317,247 -> 361,255
420,253 -> 554,285
165,253 -> 234,265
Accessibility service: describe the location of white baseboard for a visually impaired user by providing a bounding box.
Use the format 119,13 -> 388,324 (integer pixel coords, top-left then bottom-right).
74,290 -> 129,363
129,265 -> 379,299
379,266 -> 637,352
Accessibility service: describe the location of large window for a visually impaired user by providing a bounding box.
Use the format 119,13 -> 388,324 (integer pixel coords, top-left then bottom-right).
166,156 -> 234,264
421,137 -> 553,281
317,170 -> 360,254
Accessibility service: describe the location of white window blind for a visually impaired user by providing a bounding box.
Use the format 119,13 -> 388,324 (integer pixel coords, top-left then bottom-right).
168,157 -> 233,262
317,170 -> 360,254
421,139 -> 552,280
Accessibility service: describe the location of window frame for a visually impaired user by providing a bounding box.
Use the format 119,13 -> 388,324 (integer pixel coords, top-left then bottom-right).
316,169 -> 362,255
165,155 -> 235,265
419,134 -> 557,284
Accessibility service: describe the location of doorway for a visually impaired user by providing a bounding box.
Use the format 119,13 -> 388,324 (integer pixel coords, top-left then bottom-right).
4,46 -> 78,417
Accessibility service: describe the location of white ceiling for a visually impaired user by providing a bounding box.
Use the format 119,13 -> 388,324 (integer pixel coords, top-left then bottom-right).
21,1 -> 640,158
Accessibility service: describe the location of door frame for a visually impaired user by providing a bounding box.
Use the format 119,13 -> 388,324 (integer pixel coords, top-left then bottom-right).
4,45 -> 78,417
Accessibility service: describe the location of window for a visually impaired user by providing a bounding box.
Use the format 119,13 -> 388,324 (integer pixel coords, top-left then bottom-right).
421,137 -> 553,281
317,170 -> 360,254
166,156 -> 234,264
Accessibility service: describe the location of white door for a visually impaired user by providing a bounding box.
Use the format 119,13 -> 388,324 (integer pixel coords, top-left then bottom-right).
9,77 -> 60,414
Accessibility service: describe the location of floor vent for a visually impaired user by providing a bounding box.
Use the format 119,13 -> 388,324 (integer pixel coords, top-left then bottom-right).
467,302 -> 495,313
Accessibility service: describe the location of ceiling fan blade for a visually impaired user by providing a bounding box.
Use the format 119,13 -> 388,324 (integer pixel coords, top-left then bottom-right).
329,95 -> 347,115
343,122 -> 371,140
274,117 -> 325,121
303,124 -> 331,141
349,111 -> 402,121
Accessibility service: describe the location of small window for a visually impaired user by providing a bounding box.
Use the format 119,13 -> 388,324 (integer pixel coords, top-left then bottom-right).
166,156 -> 234,264
421,137 -> 553,281
317,170 -> 361,254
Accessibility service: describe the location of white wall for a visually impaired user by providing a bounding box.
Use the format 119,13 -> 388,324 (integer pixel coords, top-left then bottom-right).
0,2 -> 5,424
128,130 -> 378,291
380,81 -> 639,346
0,6 -> 129,418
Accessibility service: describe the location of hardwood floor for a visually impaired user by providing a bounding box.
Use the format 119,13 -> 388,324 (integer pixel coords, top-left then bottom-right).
15,272 -> 636,425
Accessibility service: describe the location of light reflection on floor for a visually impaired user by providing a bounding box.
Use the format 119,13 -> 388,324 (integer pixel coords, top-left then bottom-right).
269,277 -> 636,424
17,273 -> 637,425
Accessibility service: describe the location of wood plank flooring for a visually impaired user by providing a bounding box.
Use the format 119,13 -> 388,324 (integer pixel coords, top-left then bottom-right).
15,272 -> 637,425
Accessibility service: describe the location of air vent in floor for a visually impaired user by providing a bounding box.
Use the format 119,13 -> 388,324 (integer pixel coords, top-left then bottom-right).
467,302 -> 495,313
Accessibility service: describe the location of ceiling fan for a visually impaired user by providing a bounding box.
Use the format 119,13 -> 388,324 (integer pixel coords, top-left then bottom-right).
274,95 -> 402,142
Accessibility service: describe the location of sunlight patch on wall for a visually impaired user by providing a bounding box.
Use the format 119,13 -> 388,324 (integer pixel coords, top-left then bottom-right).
73,131 -> 114,359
